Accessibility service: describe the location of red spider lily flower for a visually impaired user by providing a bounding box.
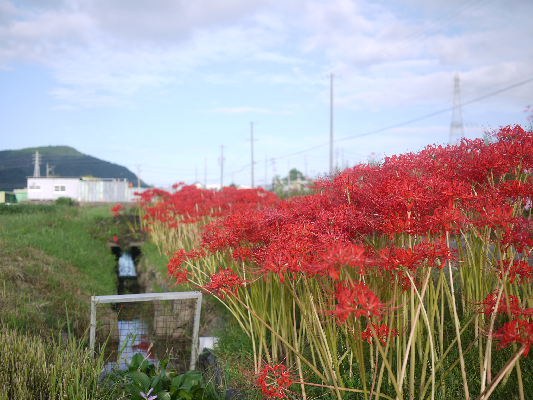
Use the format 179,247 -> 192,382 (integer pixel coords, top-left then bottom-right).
232,246 -> 253,262
494,319 -> 533,357
255,362 -> 294,399
328,281 -> 385,324
166,249 -> 190,285
112,236 -> 118,243
500,220 -> 533,254
474,291 -> 533,318
110,204 -> 123,217
260,253 -> 292,283
497,259 -> 532,284
378,239 -> 455,281
361,322 -> 399,346
309,242 -> 367,280
202,268 -> 244,300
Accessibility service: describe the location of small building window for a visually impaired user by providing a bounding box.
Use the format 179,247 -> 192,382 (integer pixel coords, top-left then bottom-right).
29,183 -> 41,191
54,185 -> 66,193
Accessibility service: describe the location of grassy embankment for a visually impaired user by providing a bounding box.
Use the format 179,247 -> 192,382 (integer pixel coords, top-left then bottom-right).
0,203 -> 126,399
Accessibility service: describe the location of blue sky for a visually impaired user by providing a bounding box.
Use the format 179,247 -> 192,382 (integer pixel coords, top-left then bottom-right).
1,0 -> 532,187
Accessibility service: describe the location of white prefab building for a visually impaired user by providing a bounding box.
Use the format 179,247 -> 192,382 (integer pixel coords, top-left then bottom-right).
27,177 -> 139,202
28,177 -> 80,201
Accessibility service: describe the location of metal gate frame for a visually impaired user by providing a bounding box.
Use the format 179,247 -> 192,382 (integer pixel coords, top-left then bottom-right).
90,291 -> 202,370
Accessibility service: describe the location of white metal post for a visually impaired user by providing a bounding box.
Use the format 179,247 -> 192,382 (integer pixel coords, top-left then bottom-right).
89,297 -> 97,356
190,293 -> 203,370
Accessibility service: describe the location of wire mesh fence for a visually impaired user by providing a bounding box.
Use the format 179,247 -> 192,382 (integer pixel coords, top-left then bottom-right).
89,292 -> 202,373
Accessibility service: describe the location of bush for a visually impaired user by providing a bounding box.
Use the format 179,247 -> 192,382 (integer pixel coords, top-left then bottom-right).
55,196 -> 74,206
0,204 -> 58,214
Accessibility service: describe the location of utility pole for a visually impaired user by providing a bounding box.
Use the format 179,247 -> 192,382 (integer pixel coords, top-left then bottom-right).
287,160 -> 290,186
46,163 -> 55,177
32,151 -> 41,177
305,154 -> 308,179
136,164 -> 141,189
204,157 -> 207,187
251,122 -> 254,187
330,73 -> 334,175
250,122 -> 258,188
264,155 -> 267,189
219,146 -> 225,190
449,71 -> 465,144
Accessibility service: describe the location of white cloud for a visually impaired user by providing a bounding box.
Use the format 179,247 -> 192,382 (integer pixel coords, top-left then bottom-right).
209,107 -> 291,115
0,0 -> 531,113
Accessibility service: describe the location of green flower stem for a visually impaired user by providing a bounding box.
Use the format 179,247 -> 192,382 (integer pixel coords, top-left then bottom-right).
293,381 -> 395,400
292,295 -> 307,400
420,314 -> 477,399
475,345 -> 525,400
405,270 -> 435,400
397,266 -> 432,391
297,278 -> 343,399
446,231 -> 470,400
368,321 -> 403,400
231,293 -> 329,384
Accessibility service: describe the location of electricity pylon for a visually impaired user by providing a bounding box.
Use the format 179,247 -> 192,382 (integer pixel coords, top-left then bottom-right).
32,151 -> 41,177
449,71 -> 465,144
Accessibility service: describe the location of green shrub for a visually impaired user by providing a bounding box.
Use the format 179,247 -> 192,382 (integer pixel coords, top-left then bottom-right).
0,204 -> 58,214
55,196 -> 74,206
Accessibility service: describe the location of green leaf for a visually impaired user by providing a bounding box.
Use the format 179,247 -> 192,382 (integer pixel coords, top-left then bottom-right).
141,359 -> 156,375
126,371 -> 151,392
180,371 -> 203,393
177,389 -> 193,400
171,374 -> 185,389
160,359 -> 169,370
128,353 -> 144,371
191,388 -> 206,399
151,369 -> 167,392
157,391 -> 172,400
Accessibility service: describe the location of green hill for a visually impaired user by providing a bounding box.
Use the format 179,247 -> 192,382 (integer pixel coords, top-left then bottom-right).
0,146 -> 148,191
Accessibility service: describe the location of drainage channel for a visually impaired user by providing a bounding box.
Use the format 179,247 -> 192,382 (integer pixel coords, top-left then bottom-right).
102,246 -> 158,372
100,246 -> 237,399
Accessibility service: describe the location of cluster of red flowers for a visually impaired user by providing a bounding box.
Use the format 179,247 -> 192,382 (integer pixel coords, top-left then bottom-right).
192,125 -> 533,325
361,322 -> 400,345
330,281 -> 385,324
202,267 -> 245,299
135,184 -> 278,229
494,319 -> 533,357
255,363 -> 294,399
160,126 -> 533,334
474,291 -> 533,319
110,204 -> 123,217
166,249 -> 190,285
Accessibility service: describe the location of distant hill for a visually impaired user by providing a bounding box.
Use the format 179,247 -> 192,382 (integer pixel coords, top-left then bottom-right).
0,146 -> 149,192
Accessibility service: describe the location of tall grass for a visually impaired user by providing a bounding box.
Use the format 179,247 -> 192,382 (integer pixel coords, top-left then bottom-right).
0,323 -> 119,399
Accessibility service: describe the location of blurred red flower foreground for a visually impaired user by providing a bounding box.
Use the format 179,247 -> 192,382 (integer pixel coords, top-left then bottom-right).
138,125 -> 533,399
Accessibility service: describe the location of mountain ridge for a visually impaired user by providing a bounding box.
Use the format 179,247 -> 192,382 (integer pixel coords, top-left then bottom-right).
0,146 -> 149,192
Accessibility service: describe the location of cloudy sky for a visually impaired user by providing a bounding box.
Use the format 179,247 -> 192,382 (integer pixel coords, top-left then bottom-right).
1,0 -> 532,187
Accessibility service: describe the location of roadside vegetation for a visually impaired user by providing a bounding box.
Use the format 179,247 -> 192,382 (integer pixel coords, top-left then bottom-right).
0,202 -> 122,398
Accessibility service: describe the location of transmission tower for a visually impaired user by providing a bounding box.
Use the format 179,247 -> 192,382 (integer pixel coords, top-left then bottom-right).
32,151 -> 41,177
449,71 -> 465,144
46,163 -> 55,177
219,145 -> 225,190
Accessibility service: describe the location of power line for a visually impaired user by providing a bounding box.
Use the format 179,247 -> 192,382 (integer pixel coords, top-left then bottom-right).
268,75 -> 533,163
337,75 -> 533,143
353,0 -> 493,70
